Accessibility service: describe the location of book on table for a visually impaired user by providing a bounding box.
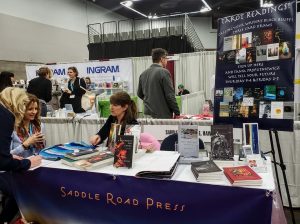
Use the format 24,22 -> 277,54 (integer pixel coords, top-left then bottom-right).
242,123 -> 260,154
62,151 -> 114,170
223,165 -> 262,186
178,125 -> 199,158
107,123 -> 122,151
135,151 -> 180,179
211,125 -> 234,160
191,160 -> 223,182
113,135 -> 134,168
73,152 -> 114,171
64,149 -> 99,160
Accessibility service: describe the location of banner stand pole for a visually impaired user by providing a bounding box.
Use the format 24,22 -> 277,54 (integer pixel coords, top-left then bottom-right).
264,129 -> 295,224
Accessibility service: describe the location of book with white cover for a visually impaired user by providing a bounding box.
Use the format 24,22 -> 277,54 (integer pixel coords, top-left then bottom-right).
178,125 -> 199,158
135,151 -> 180,179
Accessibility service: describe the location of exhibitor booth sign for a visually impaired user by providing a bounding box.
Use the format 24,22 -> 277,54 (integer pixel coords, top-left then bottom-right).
13,167 -> 272,224
214,1 -> 296,131
25,59 -> 133,93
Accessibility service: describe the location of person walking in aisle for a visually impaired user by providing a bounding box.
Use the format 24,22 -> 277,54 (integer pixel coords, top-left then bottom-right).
137,48 -> 180,119
27,67 -> 52,117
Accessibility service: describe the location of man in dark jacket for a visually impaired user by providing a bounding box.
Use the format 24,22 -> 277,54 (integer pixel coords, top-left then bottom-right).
137,48 -> 180,119
27,67 -> 52,116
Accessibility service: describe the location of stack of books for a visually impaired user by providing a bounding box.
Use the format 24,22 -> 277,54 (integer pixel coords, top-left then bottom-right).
62,150 -> 114,171
191,160 -> 223,182
223,165 -> 262,186
64,149 -> 100,160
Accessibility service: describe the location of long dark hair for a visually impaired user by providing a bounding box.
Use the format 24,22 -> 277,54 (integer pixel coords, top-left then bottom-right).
110,91 -> 137,124
0,71 -> 14,92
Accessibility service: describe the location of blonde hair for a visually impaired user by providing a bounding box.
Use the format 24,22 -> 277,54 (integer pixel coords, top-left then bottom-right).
0,87 -> 30,127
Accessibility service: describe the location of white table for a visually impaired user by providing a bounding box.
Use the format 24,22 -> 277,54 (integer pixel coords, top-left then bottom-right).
41,116 -> 300,207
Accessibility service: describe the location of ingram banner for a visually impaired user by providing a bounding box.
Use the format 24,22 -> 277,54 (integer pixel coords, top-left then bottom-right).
25,59 -> 133,93
13,167 -> 272,224
214,1 -> 296,131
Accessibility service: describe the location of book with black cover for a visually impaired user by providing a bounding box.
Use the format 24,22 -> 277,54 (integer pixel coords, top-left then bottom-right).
211,125 -> 234,160
113,135 -> 134,168
65,149 -> 99,160
191,160 -> 223,181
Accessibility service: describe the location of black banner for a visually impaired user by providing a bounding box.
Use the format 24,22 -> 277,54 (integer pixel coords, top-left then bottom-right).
214,1 -> 296,131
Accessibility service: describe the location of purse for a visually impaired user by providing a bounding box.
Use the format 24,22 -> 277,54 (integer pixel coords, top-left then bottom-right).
79,79 -> 96,111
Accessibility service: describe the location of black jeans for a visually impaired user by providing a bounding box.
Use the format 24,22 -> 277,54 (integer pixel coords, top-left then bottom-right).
0,172 -> 18,224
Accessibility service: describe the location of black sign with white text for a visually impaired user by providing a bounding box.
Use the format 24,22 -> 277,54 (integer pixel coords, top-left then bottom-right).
214,1 -> 296,131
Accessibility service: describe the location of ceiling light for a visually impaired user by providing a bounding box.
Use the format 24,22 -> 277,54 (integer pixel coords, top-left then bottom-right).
123,1 -> 132,7
201,0 -> 212,11
200,7 -> 210,13
120,0 -> 212,19
120,1 -> 147,18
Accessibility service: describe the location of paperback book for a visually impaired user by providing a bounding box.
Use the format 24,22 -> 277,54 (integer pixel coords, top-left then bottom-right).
113,135 -> 134,168
125,124 -> 141,154
211,125 -> 234,160
72,152 -> 114,171
64,149 -> 99,160
107,123 -> 122,151
178,125 -> 199,158
191,160 -> 223,182
243,123 -> 260,154
223,165 -> 262,186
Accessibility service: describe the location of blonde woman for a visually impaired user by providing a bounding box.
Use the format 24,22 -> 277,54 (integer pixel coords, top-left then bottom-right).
10,94 -> 45,158
0,87 -> 41,223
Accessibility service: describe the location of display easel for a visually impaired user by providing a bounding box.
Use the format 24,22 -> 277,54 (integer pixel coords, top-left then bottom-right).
263,129 -> 295,224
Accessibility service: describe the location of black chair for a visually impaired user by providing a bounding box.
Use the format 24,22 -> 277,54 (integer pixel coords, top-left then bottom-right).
160,133 -> 204,151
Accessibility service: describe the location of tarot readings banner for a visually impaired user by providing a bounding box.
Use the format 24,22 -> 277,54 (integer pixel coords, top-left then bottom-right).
13,168 -> 272,224
214,1 -> 296,131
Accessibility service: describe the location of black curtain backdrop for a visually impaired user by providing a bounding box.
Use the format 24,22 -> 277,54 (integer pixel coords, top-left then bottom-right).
88,36 -> 194,60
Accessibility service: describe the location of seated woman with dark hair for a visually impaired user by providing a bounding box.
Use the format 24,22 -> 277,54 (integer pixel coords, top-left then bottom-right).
0,87 -> 41,223
10,94 -> 45,158
89,91 -> 138,146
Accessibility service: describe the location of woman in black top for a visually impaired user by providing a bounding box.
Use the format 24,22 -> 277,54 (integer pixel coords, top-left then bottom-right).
90,91 -> 138,146
60,67 -> 86,113
0,87 -> 41,223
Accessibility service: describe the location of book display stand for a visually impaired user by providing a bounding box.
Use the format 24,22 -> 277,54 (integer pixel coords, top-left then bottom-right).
264,129 -> 295,224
